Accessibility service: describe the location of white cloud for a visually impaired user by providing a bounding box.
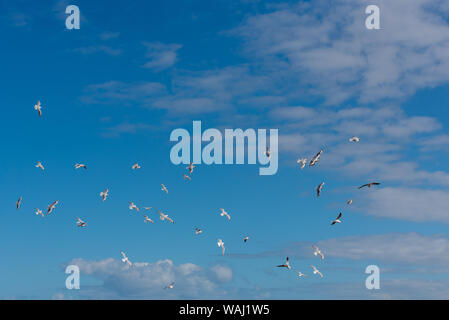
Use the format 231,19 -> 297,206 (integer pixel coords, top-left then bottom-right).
142,42 -> 182,71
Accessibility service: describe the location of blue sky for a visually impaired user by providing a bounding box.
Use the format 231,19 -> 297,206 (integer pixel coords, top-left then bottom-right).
2,0 -> 449,299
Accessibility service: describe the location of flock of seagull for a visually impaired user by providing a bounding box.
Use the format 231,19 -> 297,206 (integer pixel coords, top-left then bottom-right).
276,136 -> 381,279
17,103 -> 382,288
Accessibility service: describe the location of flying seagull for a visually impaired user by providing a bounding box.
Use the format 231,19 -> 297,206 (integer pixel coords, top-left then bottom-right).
265,147 -> 271,159
349,136 -> 360,142
297,158 -> 307,169
35,208 -> 44,218
76,217 -> 87,227
183,174 -> 191,181
331,212 -> 342,225
34,101 -> 42,117
316,182 -> 325,197
186,162 -> 195,174
311,265 -> 323,278
128,201 -> 139,212
16,197 -> 22,210
131,163 -> 141,170
296,271 -> 307,278
143,215 -> 154,224
164,282 -> 175,289
277,257 -> 291,270
100,188 -> 109,202
347,199 -> 353,205
47,200 -> 59,215
75,163 -> 87,170
120,251 -> 132,266
358,182 -> 381,189
143,207 -> 152,211
312,245 -> 324,260
309,150 -> 323,167
219,208 -> 231,221
243,236 -> 249,243
158,210 -> 174,224
161,184 -> 168,194
217,238 -> 225,255
35,161 -> 45,171
195,227 -> 203,235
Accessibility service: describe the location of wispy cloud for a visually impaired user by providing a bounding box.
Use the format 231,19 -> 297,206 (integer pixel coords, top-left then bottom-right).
142,42 -> 183,71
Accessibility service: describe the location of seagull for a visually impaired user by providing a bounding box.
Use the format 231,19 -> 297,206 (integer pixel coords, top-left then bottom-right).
75,163 -> 87,170
297,158 -> 307,169
35,161 -> 45,171
219,208 -> 231,221
16,197 -> 22,210
161,184 -> 168,194
47,200 -> 59,215
143,207 -> 152,211
128,202 -> 139,212
217,238 -> 225,255
183,174 -> 191,181
358,182 -> 381,189
277,257 -> 291,270
243,236 -> 249,243
316,182 -> 325,197
120,251 -> 132,266
143,215 -> 154,224
195,227 -> 203,235
76,217 -> 87,227
131,163 -> 141,170
347,199 -> 353,205
349,136 -> 360,142
35,208 -> 44,217
265,147 -> 271,159
311,265 -> 323,278
296,271 -> 307,278
312,245 -> 324,260
34,101 -> 42,117
164,282 -> 175,289
158,210 -> 174,224
331,212 -> 342,225
100,188 -> 109,202
186,162 -> 196,174
309,150 -> 323,167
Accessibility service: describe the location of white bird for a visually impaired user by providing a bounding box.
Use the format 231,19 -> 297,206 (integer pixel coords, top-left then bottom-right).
219,208 -> 231,221
34,101 -> 42,117
186,162 -> 196,174
164,282 -> 175,289
309,150 -> 323,167
296,271 -> 307,278
243,236 -> 249,243
183,174 -> 191,181
120,251 -> 132,266
143,215 -> 154,224
36,161 -> 45,171
347,199 -> 353,205
349,136 -> 360,142
265,147 -> 271,159
75,163 -> 87,170
16,197 -> 22,210
331,212 -> 342,225
47,200 -> 59,215
128,201 -> 139,212
35,208 -> 44,217
311,265 -> 323,278
312,245 -> 324,260
161,184 -> 168,194
195,227 -> 203,235
217,238 -> 225,255
76,217 -> 87,227
277,257 -> 291,270
100,188 -> 109,202
297,158 -> 307,169
131,163 -> 141,170
158,210 -> 174,224
316,182 -> 324,197
143,207 -> 152,211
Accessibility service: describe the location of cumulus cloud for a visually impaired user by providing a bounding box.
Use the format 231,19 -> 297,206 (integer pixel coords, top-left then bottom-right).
66,258 -> 233,299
